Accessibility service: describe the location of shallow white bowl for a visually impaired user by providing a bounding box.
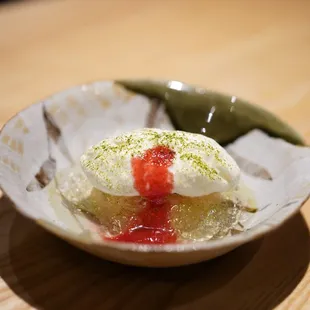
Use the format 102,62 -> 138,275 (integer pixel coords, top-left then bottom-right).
0,80 -> 309,267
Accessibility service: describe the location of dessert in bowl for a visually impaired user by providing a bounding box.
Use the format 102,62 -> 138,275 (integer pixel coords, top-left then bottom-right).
56,128 -> 255,245
0,80 -> 309,267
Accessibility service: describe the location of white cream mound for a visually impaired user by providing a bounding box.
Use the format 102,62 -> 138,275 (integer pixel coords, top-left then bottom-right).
80,128 -> 240,197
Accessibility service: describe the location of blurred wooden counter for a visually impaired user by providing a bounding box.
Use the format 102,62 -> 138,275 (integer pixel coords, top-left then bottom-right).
0,0 -> 309,309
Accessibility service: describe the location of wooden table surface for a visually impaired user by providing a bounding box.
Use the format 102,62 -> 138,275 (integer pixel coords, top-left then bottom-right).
0,0 -> 310,309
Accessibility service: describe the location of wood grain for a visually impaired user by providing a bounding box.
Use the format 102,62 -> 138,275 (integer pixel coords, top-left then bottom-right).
0,0 -> 309,309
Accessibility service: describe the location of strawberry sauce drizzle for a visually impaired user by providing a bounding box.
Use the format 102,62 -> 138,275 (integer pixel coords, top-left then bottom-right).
107,146 -> 177,244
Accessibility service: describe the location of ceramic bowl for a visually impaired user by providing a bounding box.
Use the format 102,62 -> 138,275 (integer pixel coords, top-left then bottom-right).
0,79 -> 309,267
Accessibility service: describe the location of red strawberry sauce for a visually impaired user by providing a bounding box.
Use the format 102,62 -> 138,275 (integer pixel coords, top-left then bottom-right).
106,146 -> 177,244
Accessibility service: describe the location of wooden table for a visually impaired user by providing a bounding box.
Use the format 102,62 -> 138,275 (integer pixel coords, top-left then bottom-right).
0,1 -> 309,309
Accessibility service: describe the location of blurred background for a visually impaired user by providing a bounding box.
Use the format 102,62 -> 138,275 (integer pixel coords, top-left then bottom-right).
0,0 -> 309,142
